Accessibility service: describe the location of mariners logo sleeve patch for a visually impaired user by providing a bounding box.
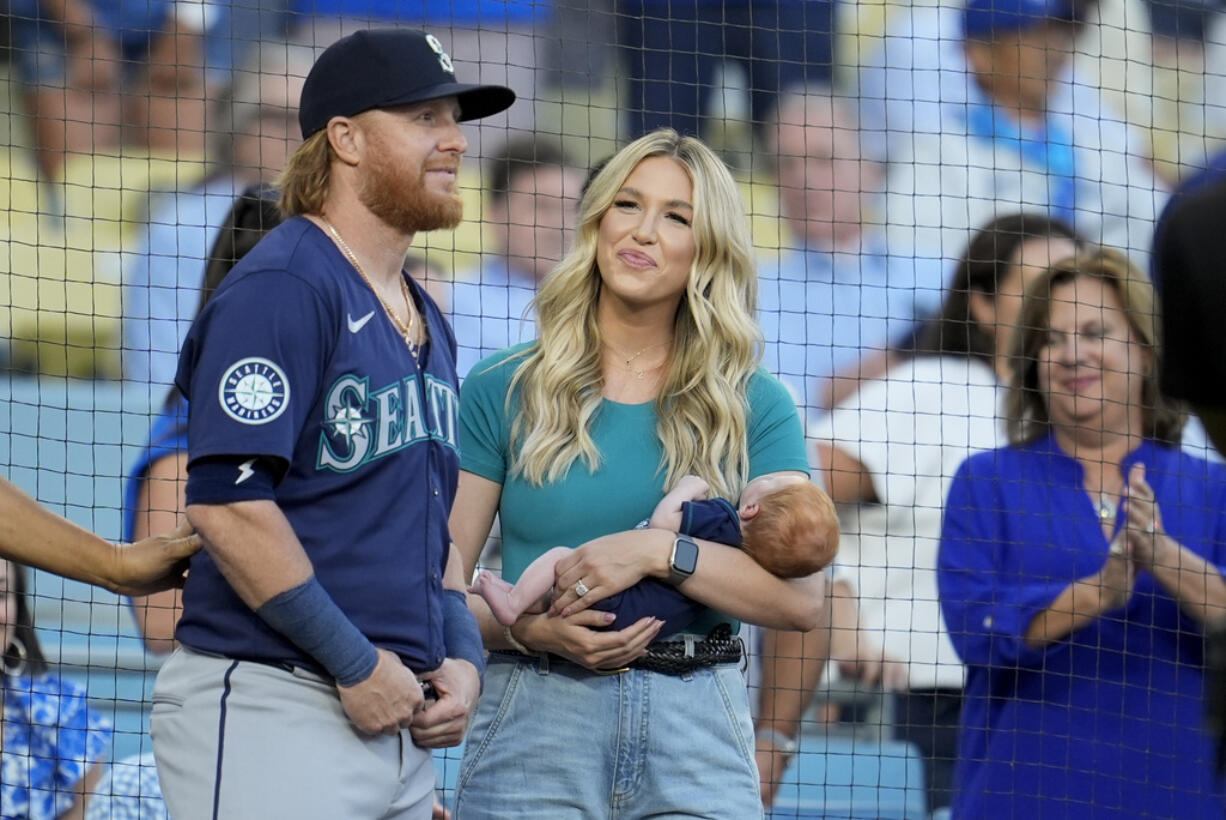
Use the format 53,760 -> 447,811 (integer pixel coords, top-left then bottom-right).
218,357 -> 291,425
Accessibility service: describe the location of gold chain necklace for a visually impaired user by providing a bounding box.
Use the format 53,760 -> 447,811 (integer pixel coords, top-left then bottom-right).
606,339 -> 672,380
320,217 -> 420,359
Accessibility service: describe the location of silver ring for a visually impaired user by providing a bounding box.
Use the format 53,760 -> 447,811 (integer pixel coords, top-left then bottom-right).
1146,521 -> 1157,534
574,579 -> 590,598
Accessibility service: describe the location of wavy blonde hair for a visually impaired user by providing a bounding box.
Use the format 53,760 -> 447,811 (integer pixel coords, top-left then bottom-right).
507,129 -> 761,500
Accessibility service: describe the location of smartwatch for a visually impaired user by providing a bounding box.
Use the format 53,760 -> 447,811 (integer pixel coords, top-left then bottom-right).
668,533 -> 700,586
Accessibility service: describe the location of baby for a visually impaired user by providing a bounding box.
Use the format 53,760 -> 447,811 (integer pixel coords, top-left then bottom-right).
471,473 -> 839,638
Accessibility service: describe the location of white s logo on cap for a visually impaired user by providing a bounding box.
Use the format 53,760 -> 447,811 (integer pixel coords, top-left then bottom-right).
424,33 -> 455,74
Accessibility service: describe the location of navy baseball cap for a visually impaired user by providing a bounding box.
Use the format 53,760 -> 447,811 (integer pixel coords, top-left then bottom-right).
962,0 -> 1082,37
298,28 -> 516,139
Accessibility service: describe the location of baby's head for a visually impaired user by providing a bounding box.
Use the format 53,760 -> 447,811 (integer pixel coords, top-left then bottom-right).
739,474 -> 839,578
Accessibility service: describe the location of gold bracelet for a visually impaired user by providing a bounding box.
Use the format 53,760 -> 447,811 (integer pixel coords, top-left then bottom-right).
504,624 -> 531,655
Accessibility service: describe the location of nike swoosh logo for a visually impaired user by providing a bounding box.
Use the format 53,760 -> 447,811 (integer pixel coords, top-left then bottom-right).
348,311 -> 375,333
236,459 -> 255,485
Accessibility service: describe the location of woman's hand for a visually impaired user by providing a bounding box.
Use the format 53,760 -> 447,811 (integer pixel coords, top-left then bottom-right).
1122,463 -> 1166,569
520,608 -> 664,671
549,529 -> 670,617
1119,463 -> 1226,624
1096,535 -> 1136,612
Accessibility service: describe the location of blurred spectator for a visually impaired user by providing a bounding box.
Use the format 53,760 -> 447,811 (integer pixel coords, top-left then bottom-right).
287,3 -> 551,158
122,42 -> 310,395
858,0 -> 1168,274
9,0 -> 209,177
0,559 -> 112,819
446,135 -> 583,380
757,89 -> 944,425
811,213 -> 1082,814
87,753 -> 169,820
1073,0 -> 1226,185
201,0 -> 296,87
618,0 -> 835,142
938,249 -> 1226,818
407,253 -> 451,317
543,0 -> 616,93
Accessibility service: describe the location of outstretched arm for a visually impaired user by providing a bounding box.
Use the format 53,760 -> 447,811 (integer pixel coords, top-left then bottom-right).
0,477 -> 200,595
755,586 -> 832,808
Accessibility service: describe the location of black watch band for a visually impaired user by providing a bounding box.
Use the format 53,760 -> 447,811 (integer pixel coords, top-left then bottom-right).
668,533 -> 700,586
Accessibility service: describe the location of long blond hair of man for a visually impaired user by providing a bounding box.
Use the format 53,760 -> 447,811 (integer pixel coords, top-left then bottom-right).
508,128 -> 762,500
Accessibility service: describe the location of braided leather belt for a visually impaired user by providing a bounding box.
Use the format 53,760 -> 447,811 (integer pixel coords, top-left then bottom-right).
498,623 -> 743,677
624,623 -> 743,676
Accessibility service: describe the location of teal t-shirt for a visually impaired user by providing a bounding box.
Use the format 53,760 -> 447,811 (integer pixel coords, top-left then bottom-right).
458,343 -> 810,634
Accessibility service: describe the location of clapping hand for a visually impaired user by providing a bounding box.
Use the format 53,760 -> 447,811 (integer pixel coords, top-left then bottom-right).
1123,463 -> 1165,569
1098,531 -> 1136,612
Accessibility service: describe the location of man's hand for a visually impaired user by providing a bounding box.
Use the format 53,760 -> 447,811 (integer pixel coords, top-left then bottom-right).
336,648 -> 425,735
410,658 -> 481,748
106,519 -> 201,596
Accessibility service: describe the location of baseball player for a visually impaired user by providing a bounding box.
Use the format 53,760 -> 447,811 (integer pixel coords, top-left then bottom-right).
150,29 -> 515,820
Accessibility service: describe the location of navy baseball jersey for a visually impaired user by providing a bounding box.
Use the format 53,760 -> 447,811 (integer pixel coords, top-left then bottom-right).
175,217 -> 459,674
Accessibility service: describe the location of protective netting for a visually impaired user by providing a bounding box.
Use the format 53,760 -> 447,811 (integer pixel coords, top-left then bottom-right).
1,0 -> 1223,816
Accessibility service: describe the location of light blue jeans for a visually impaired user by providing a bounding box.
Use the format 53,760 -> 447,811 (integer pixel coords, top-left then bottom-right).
455,653 -> 763,819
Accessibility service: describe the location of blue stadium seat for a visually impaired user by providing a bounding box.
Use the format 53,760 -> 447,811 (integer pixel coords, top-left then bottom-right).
433,743 -> 465,809
769,734 -> 927,820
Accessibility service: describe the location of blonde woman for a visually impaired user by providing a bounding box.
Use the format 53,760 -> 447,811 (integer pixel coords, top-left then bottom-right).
449,129 -> 822,819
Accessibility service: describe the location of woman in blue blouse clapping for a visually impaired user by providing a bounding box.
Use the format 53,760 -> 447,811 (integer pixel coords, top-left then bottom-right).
938,248 -> 1226,819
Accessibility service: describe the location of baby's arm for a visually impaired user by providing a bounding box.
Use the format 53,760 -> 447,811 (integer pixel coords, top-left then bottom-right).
649,475 -> 711,531
471,546 -> 574,627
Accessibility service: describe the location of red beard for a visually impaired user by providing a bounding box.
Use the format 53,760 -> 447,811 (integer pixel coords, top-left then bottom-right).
358,149 -> 463,235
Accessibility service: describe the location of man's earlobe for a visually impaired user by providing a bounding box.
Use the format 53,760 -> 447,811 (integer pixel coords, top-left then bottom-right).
327,117 -> 362,166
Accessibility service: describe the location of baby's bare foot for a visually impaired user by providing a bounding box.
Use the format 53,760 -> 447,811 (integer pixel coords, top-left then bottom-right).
471,571 -> 520,627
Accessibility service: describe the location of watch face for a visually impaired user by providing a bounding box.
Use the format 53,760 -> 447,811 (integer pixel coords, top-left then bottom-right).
673,536 -> 700,575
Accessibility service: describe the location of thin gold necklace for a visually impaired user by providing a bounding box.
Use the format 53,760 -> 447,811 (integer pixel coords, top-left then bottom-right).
606,339 -> 672,380
320,217 -> 421,359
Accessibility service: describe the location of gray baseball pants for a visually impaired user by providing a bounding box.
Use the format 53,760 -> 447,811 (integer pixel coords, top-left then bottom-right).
151,646 -> 435,820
